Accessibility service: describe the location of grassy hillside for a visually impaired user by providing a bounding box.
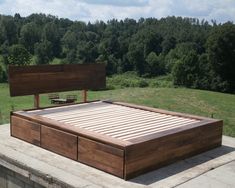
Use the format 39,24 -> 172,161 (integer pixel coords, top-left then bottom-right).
0,83 -> 234,137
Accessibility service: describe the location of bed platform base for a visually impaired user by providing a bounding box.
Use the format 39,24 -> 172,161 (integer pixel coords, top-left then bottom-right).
10,101 -> 223,180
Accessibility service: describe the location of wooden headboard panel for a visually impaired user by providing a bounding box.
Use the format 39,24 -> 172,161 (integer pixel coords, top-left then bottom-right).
9,63 -> 106,97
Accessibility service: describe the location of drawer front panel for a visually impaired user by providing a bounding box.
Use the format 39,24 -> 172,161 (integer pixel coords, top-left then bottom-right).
78,137 -> 124,178
11,115 -> 40,146
41,126 -> 78,160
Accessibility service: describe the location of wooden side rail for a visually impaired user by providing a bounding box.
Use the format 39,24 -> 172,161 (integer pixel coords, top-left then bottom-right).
8,64 -> 106,108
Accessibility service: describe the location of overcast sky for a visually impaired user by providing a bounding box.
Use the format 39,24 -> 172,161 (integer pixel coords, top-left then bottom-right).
0,0 -> 234,23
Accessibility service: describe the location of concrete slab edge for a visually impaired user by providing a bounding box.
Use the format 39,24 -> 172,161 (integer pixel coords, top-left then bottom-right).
174,159 -> 235,187
0,153 -> 76,188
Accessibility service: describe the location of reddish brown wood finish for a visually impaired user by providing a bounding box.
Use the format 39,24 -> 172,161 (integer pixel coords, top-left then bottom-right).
78,137 -> 124,178
11,115 -> 41,146
124,120 -> 223,179
8,64 -> 106,96
41,126 -> 78,160
12,110 -> 130,149
10,101 -> 223,180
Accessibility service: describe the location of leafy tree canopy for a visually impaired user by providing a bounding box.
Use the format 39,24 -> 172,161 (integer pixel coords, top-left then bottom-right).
207,23 -> 235,92
8,44 -> 31,66
0,13 -> 234,93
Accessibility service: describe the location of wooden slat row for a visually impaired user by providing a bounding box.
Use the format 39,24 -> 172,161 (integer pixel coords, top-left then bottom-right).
44,106 -> 122,120
118,120 -> 196,140
43,103 -> 156,119
80,114 -> 170,129
54,106 -> 151,122
103,119 -> 194,139
42,103 -> 113,117
60,110 -> 164,125
37,102 -> 199,141
100,118 -> 196,136
59,113 -> 197,127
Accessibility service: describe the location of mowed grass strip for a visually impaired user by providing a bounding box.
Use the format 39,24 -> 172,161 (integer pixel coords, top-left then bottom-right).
0,83 -> 234,137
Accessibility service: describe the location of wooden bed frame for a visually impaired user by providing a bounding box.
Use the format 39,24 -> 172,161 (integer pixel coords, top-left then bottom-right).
9,64 -> 223,180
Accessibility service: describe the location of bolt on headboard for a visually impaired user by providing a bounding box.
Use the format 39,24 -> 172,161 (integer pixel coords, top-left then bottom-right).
8,63 -> 106,108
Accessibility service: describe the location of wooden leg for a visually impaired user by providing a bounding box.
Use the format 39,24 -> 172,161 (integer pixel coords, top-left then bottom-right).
82,90 -> 87,103
34,94 -> 40,108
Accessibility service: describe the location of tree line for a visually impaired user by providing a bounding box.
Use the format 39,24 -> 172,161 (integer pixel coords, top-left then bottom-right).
0,13 -> 234,93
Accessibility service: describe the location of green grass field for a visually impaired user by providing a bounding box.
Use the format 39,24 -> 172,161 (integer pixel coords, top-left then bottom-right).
0,83 -> 234,137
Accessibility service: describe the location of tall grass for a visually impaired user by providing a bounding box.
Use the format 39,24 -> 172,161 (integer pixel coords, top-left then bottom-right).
107,72 -> 173,89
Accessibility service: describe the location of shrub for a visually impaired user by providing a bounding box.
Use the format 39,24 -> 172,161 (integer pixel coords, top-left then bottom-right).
106,72 -> 172,89
138,80 -> 149,87
8,44 -> 31,66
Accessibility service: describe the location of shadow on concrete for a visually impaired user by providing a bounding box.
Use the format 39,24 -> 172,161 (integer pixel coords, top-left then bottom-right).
130,145 -> 235,185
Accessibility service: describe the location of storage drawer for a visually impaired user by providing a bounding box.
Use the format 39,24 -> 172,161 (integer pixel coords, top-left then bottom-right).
11,115 -> 41,146
41,126 -> 78,160
78,137 -> 124,178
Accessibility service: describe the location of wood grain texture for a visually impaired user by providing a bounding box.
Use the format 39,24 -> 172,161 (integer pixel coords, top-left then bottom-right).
41,126 -> 78,160
8,64 -> 106,96
12,110 -> 131,149
11,115 -> 41,146
124,120 -> 223,179
36,101 -> 199,141
108,101 -> 210,120
10,101 -> 223,180
78,137 -> 124,178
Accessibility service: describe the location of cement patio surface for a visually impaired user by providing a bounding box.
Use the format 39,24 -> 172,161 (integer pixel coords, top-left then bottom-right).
0,124 -> 234,188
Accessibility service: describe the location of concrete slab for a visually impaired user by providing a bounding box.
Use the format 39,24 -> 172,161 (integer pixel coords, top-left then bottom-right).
0,124 -> 235,188
177,161 -> 235,188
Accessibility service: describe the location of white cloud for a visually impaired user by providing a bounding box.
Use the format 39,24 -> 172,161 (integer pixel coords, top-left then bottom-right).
0,0 -> 90,20
81,0 -> 149,7
0,0 -> 234,23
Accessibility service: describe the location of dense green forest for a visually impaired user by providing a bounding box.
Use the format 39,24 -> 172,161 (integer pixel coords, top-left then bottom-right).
0,13 -> 234,93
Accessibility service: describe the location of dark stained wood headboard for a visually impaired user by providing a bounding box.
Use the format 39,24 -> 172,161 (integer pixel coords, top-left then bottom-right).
8,64 -> 106,107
